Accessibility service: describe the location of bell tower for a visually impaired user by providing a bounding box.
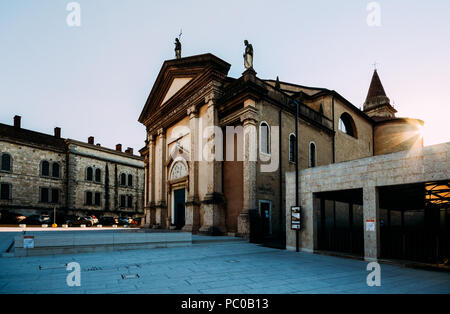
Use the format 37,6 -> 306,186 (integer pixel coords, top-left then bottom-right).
363,70 -> 397,121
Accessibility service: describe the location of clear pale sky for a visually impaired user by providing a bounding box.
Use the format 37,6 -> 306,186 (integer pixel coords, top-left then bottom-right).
1,0 -> 449,152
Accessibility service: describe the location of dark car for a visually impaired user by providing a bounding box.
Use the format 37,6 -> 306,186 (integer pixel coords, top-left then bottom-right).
132,218 -> 141,226
20,215 -> 43,225
99,217 -> 118,226
118,217 -> 133,226
67,216 -> 93,227
39,215 -> 52,224
0,211 -> 27,224
48,213 -> 70,225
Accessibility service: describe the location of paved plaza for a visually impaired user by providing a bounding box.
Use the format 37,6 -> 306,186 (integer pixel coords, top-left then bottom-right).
0,230 -> 449,294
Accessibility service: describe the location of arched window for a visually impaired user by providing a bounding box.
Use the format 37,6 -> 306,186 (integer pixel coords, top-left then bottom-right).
1,153 -> 12,172
260,122 -> 270,154
120,173 -> 126,186
41,161 -> 50,176
52,163 -> 60,178
95,168 -> 101,182
338,113 -> 357,138
309,142 -> 316,168
128,174 -> 133,187
289,134 -> 296,163
86,167 -> 93,181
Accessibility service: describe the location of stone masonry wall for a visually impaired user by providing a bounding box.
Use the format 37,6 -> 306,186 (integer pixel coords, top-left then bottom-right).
0,141 -> 66,214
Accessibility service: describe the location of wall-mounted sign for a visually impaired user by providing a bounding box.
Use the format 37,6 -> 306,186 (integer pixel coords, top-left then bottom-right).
291,206 -> 301,230
365,219 -> 375,231
23,236 -> 34,249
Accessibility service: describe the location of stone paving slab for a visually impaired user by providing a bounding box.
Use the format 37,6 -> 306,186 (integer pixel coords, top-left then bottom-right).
0,237 -> 449,294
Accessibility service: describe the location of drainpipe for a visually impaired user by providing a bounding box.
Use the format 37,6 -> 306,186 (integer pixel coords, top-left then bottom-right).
279,109 -> 283,243
293,98 -> 300,252
65,143 -> 70,212
332,94 -> 336,163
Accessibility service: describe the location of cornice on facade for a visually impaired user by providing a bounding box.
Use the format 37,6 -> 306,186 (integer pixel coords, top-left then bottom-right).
139,53 -> 382,139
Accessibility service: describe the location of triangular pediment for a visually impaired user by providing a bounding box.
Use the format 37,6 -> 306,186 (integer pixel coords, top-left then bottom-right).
161,77 -> 193,105
139,54 -> 231,124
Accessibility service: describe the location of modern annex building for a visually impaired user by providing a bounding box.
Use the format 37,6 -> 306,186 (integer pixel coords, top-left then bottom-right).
137,49 -> 448,264
0,116 -> 145,220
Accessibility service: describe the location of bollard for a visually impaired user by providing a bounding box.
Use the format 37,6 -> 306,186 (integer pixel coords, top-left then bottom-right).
80,224 -> 86,228
112,224 -> 117,228
19,224 -> 26,228
96,224 -> 102,228
42,224 -> 48,228
62,224 -> 68,228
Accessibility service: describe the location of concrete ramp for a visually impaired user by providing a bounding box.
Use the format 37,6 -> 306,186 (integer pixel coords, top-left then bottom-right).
14,231 -> 191,257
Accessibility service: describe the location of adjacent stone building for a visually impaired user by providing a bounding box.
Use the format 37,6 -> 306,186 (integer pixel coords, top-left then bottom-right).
0,116 -> 145,220
138,52 -> 424,242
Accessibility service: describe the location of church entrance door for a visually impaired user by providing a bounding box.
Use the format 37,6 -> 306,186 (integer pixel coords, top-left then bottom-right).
173,188 -> 186,230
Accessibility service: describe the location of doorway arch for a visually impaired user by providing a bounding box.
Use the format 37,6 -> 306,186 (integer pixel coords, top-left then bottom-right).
168,159 -> 188,229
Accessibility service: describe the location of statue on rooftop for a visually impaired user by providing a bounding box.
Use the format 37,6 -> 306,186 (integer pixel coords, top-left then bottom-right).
243,40 -> 253,69
175,37 -> 182,59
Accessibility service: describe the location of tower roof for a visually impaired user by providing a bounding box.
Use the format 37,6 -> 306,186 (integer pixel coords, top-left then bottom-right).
365,69 -> 387,102
363,69 -> 396,120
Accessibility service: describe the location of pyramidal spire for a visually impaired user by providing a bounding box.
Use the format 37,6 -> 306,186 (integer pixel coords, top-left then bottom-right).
363,69 -> 397,121
365,70 -> 387,102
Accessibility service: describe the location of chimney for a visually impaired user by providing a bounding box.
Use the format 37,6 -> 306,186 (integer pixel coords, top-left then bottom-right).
88,136 -> 94,145
116,144 -> 122,152
14,115 -> 21,128
54,127 -> 61,139
125,147 -> 134,155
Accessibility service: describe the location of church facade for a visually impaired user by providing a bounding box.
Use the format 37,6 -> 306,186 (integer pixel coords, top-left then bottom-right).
138,50 -> 422,239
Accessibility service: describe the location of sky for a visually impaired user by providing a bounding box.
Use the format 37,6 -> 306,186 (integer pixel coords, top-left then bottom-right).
1,0 -> 449,152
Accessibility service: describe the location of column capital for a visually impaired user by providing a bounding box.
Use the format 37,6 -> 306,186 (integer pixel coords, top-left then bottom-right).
240,106 -> 259,125
157,128 -> 166,138
148,133 -> 156,143
187,105 -> 199,118
205,91 -> 220,107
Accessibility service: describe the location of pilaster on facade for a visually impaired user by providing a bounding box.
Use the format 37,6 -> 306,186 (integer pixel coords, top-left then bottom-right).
198,94 -> 226,235
237,101 -> 259,237
143,133 -> 156,227
154,128 -> 167,228
183,105 -> 200,232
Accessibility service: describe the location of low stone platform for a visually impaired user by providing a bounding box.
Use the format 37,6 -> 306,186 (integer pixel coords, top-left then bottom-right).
13,230 -> 192,257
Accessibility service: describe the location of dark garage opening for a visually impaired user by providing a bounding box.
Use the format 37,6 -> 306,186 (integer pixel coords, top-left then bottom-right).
316,189 -> 364,257
379,181 -> 450,265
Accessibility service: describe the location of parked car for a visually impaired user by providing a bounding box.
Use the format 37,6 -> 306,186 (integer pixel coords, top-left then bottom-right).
39,215 -> 51,224
118,217 -> 133,225
48,213 -> 71,225
85,216 -> 97,226
99,216 -> 118,226
132,218 -> 141,226
0,211 -> 26,224
21,215 -> 43,225
89,215 -> 99,224
67,216 -> 93,227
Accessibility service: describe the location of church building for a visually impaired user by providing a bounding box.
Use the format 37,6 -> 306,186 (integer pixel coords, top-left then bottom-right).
138,44 -> 423,241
